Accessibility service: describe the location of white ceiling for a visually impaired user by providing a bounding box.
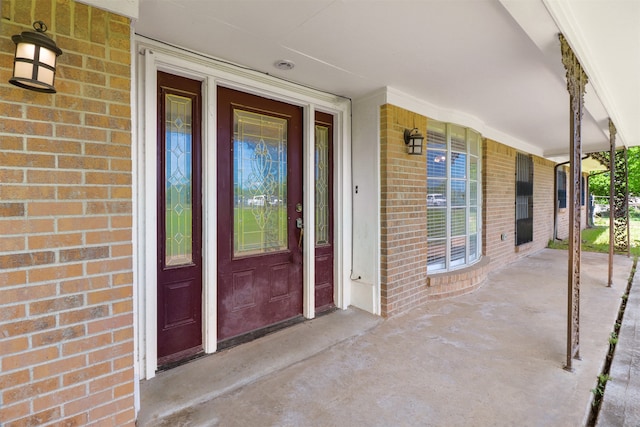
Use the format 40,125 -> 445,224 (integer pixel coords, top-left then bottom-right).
134,0 -> 639,162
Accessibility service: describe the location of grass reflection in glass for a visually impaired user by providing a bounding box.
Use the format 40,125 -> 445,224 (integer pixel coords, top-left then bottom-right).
234,205 -> 287,256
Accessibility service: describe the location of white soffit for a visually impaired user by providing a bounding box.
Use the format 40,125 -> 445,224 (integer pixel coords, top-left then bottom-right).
78,0 -> 139,19
135,0 -> 638,159
547,0 -> 640,149
502,0 -> 640,149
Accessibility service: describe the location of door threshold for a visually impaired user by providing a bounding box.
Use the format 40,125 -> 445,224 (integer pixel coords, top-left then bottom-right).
316,304 -> 338,317
217,315 -> 305,351
157,347 -> 205,373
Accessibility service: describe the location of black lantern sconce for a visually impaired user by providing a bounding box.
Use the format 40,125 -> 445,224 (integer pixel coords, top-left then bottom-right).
404,128 -> 424,155
9,21 -> 62,94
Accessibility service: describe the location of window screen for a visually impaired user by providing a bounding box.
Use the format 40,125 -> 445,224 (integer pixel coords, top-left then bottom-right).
516,153 -> 533,245
557,170 -> 567,209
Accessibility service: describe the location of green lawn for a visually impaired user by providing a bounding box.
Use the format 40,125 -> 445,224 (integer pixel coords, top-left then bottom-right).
164,204 -> 290,259
234,206 -> 287,254
165,205 -> 193,263
548,206 -> 640,257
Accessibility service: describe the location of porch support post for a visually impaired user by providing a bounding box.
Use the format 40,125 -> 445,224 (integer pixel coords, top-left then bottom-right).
614,147 -> 629,255
626,149 -> 630,255
608,120 -> 616,286
560,33 -> 588,371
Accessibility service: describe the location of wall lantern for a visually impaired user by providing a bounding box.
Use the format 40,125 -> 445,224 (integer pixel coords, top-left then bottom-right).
9,21 -> 62,94
404,128 -> 424,155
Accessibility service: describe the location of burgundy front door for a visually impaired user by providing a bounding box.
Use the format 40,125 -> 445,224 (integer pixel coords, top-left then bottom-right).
314,112 -> 334,312
217,87 -> 303,342
156,71 -> 203,366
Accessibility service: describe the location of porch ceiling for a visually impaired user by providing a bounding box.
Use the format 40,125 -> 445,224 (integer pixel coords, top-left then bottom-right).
134,0 -> 639,162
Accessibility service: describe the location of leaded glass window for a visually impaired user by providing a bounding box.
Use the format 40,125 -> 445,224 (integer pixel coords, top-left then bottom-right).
233,110 -> 288,256
315,124 -> 330,245
165,93 -> 193,266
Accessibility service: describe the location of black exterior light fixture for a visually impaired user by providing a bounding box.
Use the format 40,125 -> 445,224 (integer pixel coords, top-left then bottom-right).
404,128 -> 424,155
9,21 -> 62,93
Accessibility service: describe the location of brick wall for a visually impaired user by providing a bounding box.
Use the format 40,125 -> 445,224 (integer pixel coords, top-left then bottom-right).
533,155 -> 555,248
379,104 -> 428,316
0,1 -> 135,426
482,139 -> 516,265
483,139 -> 557,267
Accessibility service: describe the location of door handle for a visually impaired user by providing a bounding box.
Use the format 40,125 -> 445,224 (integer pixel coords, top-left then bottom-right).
296,218 -> 304,249
298,227 -> 304,249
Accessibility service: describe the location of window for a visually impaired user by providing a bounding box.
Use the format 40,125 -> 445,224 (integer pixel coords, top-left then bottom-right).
515,153 -> 533,245
557,170 -> 567,209
556,171 -> 585,208
427,121 -> 481,272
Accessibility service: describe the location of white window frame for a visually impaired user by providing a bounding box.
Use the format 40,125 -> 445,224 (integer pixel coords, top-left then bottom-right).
426,121 -> 482,273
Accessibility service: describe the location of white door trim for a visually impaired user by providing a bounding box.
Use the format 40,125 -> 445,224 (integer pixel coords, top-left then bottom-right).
135,37 -> 351,380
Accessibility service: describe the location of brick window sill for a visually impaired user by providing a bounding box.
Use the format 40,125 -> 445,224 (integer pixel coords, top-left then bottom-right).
426,256 -> 490,301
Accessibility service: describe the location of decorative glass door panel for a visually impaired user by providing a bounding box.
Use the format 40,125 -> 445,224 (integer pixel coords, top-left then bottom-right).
314,112 -> 334,312
165,94 -> 194,266
315,124 -> 330,246
233,110 -> 288,257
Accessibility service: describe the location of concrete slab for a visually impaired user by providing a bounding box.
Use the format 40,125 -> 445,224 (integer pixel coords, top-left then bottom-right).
138,307 -> 383,426
139,249 -> 634,427
597,264 -> 640,427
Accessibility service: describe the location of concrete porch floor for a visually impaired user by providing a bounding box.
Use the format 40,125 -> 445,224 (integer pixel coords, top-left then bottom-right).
139,249 -> 635,426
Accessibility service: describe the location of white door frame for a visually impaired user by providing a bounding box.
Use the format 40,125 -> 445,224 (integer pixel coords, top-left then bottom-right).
134,38 -> 352,379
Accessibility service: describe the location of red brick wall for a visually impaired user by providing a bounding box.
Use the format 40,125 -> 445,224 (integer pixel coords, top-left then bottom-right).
379,104 -> 428,316
0,1 -> 135,425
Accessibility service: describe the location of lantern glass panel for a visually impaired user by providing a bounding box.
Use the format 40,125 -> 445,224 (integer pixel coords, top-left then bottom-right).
37,66 -> 54,86
413,139 -> 423,154
16,42 -> 35,60
13,61 -> 33,79
40,47 -> 57,68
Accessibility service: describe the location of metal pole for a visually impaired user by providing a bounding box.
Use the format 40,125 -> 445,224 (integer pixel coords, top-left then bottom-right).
560,33 -> 587,371
608,120 -> 616,286
626,148 -> 630,257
